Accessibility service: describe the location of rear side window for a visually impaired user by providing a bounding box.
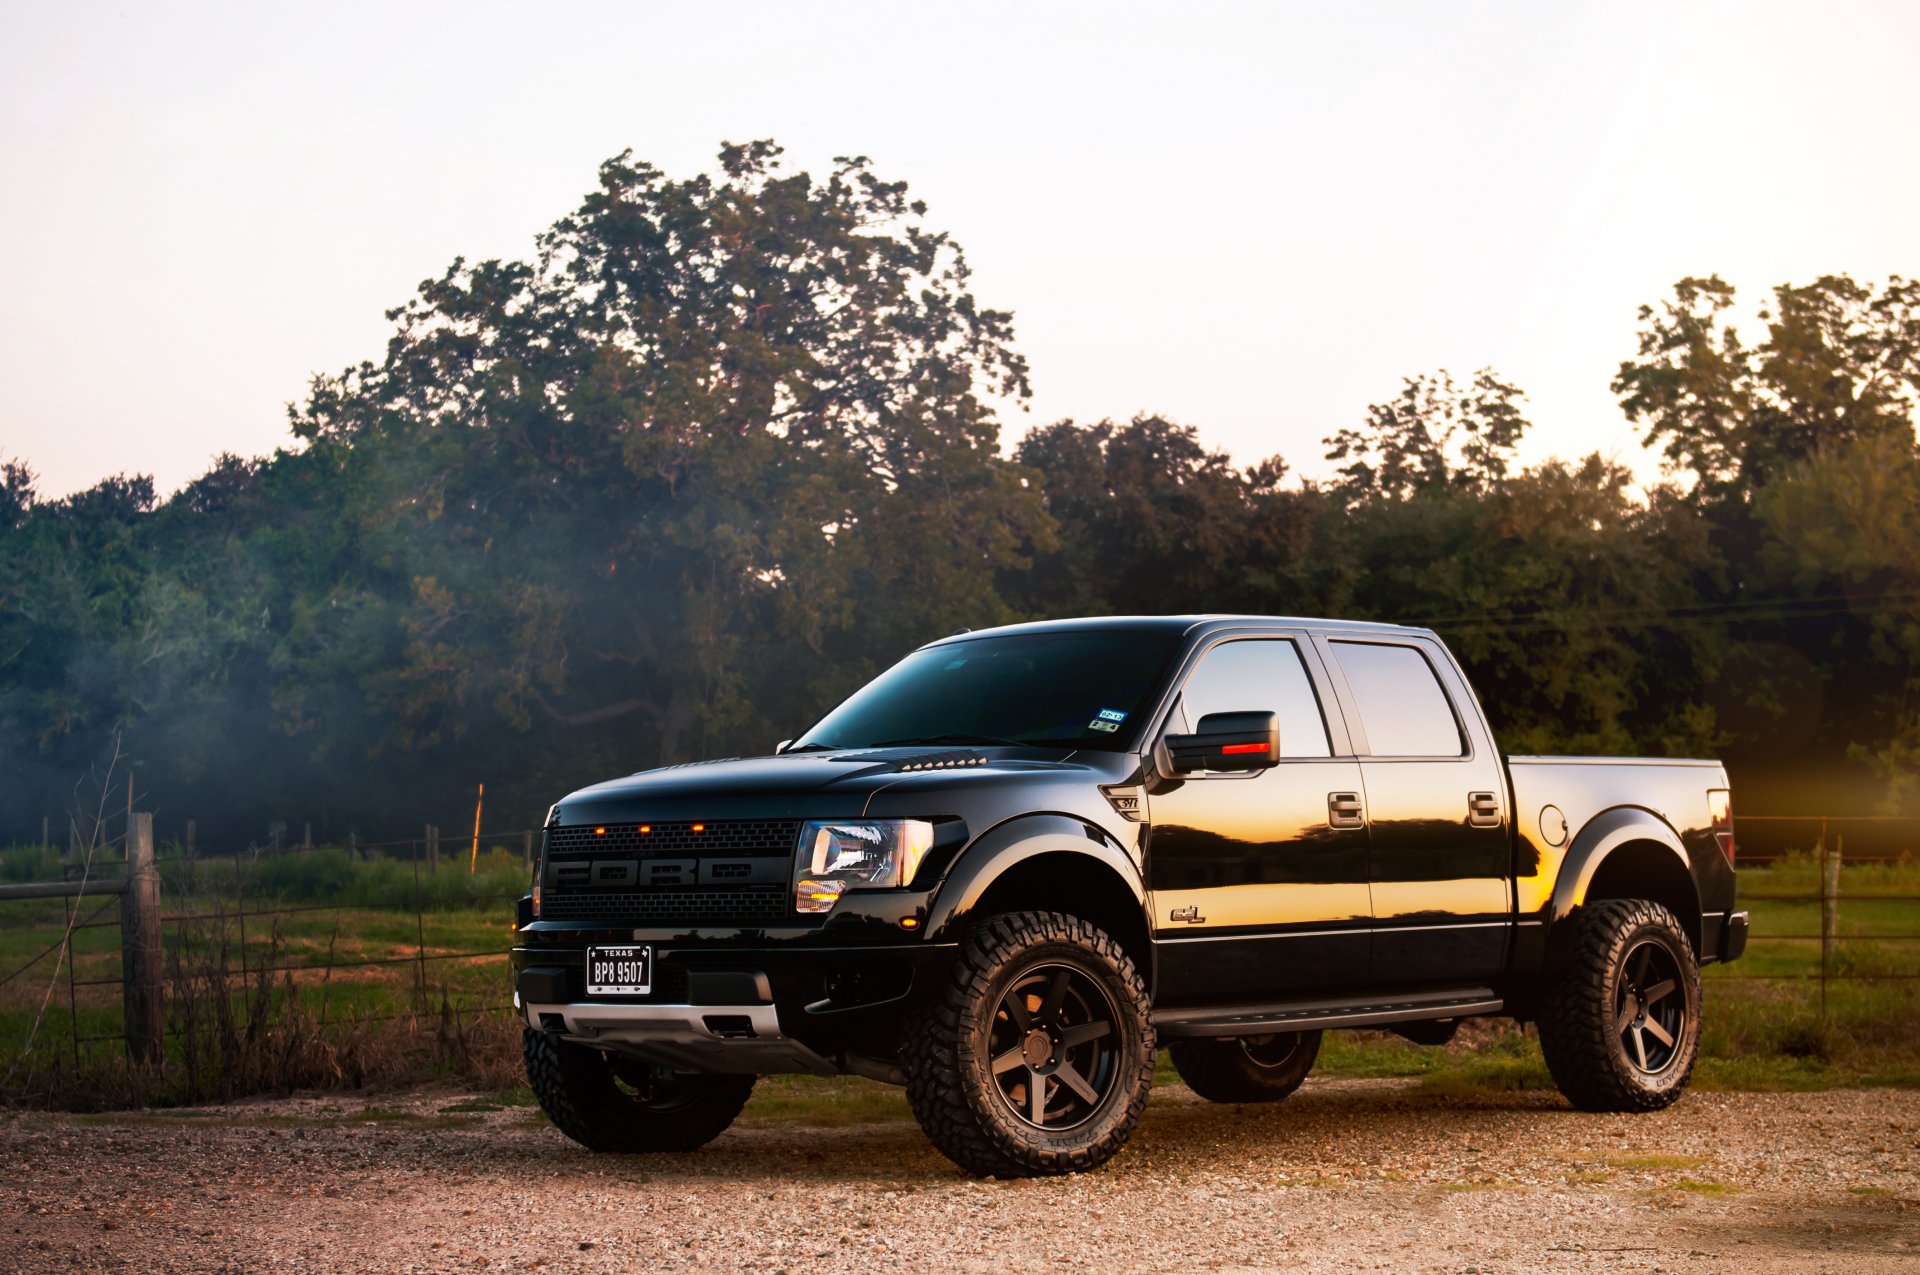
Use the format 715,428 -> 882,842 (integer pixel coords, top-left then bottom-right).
1330,641 -> 1463,757
1176,639 -> 1331,758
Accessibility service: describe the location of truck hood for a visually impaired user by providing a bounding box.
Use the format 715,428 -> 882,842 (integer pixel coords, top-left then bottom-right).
551,747 -> 1129,826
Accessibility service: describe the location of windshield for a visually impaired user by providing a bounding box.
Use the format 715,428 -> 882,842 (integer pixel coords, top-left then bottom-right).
793,630 -> 1179,753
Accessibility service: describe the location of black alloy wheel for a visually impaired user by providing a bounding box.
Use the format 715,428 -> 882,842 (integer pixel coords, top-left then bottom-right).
904,910 -> 1155,1177
608,1055 -> 718,1111
1168,1028 -> 1321,1103
1240,1033 -> 1310,1069
1614,939 -> 1687,1075
1537,898 -> 1701,1113
987,962 -> 1121,1130
522,1028 -> 755,1152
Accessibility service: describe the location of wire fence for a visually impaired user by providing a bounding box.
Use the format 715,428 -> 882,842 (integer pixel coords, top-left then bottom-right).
0,816 -> 539,1095
1,810 -> 1915,1094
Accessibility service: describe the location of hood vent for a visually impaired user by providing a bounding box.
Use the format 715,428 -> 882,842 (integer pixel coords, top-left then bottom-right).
837,750 -> 990,773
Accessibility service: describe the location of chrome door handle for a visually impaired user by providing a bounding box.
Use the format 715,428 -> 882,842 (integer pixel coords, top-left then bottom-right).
1328,792 -> 1364,830
1468,791 -> 1502,828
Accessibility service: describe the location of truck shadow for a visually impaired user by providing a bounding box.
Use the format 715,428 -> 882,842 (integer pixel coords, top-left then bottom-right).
511,1079 -> 1595,1185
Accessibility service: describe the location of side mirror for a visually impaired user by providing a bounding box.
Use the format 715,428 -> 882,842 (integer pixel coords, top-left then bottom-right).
1164,711 -> 1281,774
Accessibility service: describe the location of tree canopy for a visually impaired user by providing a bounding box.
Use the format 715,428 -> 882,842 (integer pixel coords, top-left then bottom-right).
2,146 -> 1917,843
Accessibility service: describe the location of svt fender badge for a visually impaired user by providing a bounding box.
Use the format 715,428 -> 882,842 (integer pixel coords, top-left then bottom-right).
1170,905 -> 1205,924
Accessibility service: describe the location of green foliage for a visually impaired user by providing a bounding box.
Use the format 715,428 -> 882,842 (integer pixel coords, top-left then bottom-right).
158,847 -> 531,909
1,139 -> 1918,835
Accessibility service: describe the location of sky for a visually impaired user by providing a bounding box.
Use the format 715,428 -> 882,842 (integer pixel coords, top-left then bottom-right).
2,0 -> 1916,500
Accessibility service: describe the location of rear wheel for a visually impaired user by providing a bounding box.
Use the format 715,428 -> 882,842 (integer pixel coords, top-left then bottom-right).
523,1029 -> 754,1152
1537,899 -> 1701,1113
904,911 -> 1155,1177
1169,1029 -> 1321,1103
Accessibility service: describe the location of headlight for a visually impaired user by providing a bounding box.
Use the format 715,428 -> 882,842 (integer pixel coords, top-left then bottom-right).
794,819 -> 934,915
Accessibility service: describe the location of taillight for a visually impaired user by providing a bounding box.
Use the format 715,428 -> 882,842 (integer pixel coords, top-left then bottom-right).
1708,789 -> 1734,863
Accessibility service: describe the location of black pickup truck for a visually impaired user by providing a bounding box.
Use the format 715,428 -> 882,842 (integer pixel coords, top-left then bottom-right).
512,616 -> 1746,1176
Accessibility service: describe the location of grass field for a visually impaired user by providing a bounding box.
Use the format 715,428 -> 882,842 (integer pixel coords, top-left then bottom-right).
0,842 -> 1913,1106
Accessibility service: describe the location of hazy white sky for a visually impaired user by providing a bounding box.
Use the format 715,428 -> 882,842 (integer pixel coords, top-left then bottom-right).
2,1 -> 1915,499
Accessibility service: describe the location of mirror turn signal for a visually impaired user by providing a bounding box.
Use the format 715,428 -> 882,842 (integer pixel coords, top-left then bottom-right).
1164,710 -> 1282,774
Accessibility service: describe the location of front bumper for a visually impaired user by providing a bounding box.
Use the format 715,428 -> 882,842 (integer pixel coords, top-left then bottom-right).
511,934 -> 957,1075
520,1000 -> 840,1075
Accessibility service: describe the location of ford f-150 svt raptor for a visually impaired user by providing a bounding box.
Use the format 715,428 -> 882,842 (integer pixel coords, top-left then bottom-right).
512,615 -> 1746,1176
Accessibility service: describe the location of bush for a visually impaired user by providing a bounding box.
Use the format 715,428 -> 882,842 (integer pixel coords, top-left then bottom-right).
0,843 -> 61,884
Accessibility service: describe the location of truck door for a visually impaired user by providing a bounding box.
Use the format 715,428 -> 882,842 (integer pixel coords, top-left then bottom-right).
1147,636 -> 1372,1005
1319,636 -> 1511,985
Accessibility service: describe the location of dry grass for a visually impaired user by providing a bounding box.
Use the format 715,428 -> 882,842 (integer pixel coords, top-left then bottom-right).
4,903 -> 522,1110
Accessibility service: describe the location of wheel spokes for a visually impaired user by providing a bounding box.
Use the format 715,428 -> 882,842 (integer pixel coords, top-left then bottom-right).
1643,1017 -> 1675,1048
1632,947 -> 1654,987
1629,1026 -> 1649,1070
1641,978 -> 1677,1007
1059,1019 -> 1113,1048
1055,1060 -> 1100,1104
992,962 -> 1121,1130
1037,971 -> 1071,1025
1614,995 -> 1639,1034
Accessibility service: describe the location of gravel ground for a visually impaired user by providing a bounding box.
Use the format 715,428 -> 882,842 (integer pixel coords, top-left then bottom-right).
4,1077 -> 1917,1273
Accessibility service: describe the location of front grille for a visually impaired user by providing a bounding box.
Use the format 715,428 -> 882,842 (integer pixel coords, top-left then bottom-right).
548,819 -> 800,858
537,884 -> 789,926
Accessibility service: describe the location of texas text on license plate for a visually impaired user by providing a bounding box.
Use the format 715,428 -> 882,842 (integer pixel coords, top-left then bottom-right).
585,945 -> 652,995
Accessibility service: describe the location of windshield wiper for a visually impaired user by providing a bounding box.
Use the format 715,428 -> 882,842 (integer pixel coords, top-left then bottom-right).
781,741 -> 840,752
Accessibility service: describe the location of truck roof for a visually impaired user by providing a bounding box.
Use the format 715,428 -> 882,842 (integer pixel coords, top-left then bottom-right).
925,614 -> 1429,646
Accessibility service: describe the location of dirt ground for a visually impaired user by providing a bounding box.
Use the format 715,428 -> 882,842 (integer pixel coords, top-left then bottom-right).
3,1077 -> 1916,1273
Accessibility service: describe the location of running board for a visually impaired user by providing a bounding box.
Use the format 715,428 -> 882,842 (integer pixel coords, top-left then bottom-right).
1154,989 -> 1504,1039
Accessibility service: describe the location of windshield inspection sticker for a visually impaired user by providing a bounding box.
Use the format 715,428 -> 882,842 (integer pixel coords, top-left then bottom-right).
1088,720 -> 1120,732
1096,708 -> 1128,722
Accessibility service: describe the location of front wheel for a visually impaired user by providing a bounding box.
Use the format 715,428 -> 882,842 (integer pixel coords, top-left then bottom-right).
1169,1030 -> 1321,1103
522,1029 -> 755,1152
1537,899 -> 1701,1112
905,911 -> 1155,1177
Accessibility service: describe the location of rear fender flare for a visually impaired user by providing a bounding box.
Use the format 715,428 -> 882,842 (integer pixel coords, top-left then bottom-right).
1546,806 -> 1699,950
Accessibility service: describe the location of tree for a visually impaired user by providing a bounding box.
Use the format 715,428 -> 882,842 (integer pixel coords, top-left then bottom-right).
1322,368 -> 1530,504
287,141 -> 1048,805
1615,274 -> 1920,494
1010,415 -> 1269,615
1752,433 -> 1920,809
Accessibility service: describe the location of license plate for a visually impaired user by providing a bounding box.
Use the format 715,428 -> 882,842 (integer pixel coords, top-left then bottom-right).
585,945 -> 652,995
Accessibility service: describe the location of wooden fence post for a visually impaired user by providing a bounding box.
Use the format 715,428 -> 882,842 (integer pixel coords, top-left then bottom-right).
1819,836 -> 1842,1020
301,821 -> 313,850
120,812 -> 164,1065
185,819 -> 196,858
427,824 -> 439,874
523,830 -> 534,873
41,815 -> 49,849
348,831 -> 358,859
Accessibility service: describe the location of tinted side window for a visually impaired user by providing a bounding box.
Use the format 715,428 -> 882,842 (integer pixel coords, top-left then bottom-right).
1330,641 -> 1462,757
1177,640 -> 1331,758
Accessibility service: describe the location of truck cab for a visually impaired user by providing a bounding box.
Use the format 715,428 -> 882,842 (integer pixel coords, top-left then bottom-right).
512,616 -> 1745,1175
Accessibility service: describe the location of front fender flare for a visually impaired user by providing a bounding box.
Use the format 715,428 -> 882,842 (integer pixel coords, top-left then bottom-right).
921,814 -> 1145,947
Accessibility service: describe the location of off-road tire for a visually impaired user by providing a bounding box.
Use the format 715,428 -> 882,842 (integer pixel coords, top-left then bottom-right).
522,1028 -> 754,1152
904,911 -> 1155,1177
1537,899 -> 1701,1113
1169,1030 -> 1321,1103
